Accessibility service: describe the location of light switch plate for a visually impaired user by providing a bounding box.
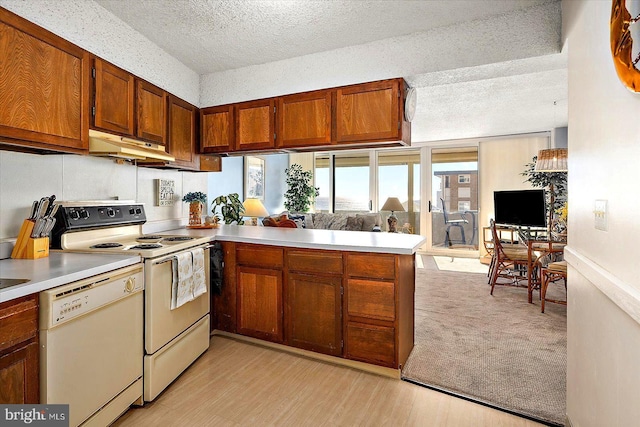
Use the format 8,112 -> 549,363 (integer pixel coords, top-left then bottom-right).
594,199 -> 607,231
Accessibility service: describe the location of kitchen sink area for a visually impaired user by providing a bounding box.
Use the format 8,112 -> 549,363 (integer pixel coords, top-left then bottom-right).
0,278 -> 30,290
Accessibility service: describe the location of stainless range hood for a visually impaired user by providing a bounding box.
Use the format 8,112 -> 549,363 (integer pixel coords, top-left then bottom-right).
89,130 -> 175,162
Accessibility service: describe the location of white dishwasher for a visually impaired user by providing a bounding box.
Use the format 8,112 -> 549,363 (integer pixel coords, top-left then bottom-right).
40,263 -> 144,427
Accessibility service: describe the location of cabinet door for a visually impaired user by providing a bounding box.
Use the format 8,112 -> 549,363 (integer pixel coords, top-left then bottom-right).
0,341 -> 39,404
237,266 -> 283,343
0,8 -> 89,153
345,322 -> 395,367
92,58 -> 135,136
288,273 -> 342,356
167,95 -> 198,169
277,91 -> 332,148
136,80 -> 167,144
200,105 -> 234,153
236,99 -> 275,151
336,80 -> 400,143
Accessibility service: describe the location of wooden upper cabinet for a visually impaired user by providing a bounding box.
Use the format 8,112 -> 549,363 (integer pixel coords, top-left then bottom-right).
0,8 -> 89,153
200,105 -> 234,153
236,99 -> 275,151
335,79 -> 402,144
276,90 -> 332,149
167,95 -> 197,169
92,58 -> 135,136
136,79 -> 167,144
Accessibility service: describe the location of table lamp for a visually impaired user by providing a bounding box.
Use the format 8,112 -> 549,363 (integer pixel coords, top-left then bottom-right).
381,197 -> 405,233
243,198 -> 269,226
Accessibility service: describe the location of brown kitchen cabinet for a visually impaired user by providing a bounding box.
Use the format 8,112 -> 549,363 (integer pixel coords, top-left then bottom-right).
235,99 -> 275,151
235,244 -> 284,343
344,252 -> 414,368
214,243 -> 415,370
276,90 -> 332,149
92,57 -> 135,136
166,95 -> 198,169
286,249 -> 343,356
136,79 -> 167,144
200,105 -> 234,154
0,8 -> 90,154
335,78 -> 409,146
0,294 -> 39,404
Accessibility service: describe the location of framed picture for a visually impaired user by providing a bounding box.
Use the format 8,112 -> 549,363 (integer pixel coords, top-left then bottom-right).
244,156 -> 265,200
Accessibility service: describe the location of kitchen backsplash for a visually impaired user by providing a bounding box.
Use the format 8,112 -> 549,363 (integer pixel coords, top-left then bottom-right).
0,151 -> 207,240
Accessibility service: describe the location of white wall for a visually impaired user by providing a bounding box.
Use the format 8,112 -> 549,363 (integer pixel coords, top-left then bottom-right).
564,1 -> 640,425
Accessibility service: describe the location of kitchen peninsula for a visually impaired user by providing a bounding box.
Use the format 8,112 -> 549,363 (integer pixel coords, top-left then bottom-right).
166,225 -> 425,374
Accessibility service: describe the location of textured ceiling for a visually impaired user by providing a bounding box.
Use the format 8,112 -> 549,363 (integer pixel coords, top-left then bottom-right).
94,0 -> 566,143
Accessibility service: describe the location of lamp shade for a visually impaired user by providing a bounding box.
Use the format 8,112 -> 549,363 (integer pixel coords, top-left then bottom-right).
534,148 -> 568,172
381,197 -> 405,212
243,198 -> 269,218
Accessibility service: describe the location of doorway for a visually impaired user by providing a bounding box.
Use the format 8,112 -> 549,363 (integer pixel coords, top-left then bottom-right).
428,147 -> 479,255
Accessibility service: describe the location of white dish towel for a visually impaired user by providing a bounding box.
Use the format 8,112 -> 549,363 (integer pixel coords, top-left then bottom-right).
171,248 -> 207,310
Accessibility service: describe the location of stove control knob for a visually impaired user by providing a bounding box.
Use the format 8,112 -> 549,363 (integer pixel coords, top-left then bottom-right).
106,208 -> 115,218
79,210 -> 89,219
135,208 -> 142,215
125,277 -> 135,293
129,208 -> 135,215
69,210 -> 80,220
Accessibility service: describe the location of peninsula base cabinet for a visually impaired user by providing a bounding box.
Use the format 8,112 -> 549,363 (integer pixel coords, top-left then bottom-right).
213,243 -> 414,369
0,294 -> 39,404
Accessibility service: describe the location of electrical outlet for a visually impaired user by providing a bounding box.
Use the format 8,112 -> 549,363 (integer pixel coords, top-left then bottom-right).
594,200 -> 607,231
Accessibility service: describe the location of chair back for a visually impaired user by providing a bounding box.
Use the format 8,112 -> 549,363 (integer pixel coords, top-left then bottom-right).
489,219 -> 507,259
440,198 -> 450,222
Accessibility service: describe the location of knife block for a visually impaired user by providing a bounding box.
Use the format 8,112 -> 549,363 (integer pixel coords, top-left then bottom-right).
11,219 -> 50,259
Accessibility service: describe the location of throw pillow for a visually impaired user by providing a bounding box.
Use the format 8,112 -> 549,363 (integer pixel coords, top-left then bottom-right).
356,213 -> 379,232
303,213 -> 314,229
288,214 -> 306,228
345,216 -> 364,231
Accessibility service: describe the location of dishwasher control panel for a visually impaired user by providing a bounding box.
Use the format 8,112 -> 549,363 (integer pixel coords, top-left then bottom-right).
40,264 -> 144,328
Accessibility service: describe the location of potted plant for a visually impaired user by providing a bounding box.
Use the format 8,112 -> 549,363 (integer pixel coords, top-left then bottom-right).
284,164 -> 319,213
211,193 -> 245,225
182,191 -> 207,225
521,155 -> 567,234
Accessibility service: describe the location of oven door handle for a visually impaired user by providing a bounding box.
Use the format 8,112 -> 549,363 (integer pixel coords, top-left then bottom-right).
151,243 -> 213,265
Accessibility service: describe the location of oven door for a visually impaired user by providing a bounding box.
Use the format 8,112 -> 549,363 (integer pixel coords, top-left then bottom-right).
144,246 -> 210,354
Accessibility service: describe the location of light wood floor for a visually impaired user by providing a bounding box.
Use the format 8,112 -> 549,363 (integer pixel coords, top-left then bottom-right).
114,336 -> 543,426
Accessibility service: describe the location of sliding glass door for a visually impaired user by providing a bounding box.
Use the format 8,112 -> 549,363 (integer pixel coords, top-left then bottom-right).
378,150 -> 421,233
430,147 -> 479,253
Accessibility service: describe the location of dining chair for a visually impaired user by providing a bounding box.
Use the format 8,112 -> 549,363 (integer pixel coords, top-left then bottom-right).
540,260 -> 567,313
488,219 -> 531,295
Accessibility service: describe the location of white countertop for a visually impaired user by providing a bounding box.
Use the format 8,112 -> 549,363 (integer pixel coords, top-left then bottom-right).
164,224 -> 426,255
0,252 -> 141,303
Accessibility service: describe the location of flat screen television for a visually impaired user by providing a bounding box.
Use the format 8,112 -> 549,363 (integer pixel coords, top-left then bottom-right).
494,189 -> 546,227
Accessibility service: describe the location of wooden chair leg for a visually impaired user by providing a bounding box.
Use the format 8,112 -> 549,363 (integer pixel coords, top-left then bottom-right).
490,258 -> 501,295
541,269 -> 549,313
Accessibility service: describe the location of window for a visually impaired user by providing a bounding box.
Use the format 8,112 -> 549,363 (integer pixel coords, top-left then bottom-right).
458,201 -> 471,212
458,174 -> 471,184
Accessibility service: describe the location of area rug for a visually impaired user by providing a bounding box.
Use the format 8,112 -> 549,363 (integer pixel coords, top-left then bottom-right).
403,256 -> 567,426
433,256 -> 489,274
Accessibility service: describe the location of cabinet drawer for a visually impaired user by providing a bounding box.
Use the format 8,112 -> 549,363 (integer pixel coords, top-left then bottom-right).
0,295 -> 38,353
347,279 -> 395,322
236,245 -> 283,269
346,322 -> 395,367
347,254 -> 395,280
287,250 -> 342,275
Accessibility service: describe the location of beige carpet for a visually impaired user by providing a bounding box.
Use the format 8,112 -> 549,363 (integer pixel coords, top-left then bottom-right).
402,255 -> 567,426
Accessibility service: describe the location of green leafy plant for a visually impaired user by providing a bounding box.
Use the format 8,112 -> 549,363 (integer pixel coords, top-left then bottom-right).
182,191 -> 207,204
521,155 -> 568,214
284,164 -> 319,213
211,193 -> 245,225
